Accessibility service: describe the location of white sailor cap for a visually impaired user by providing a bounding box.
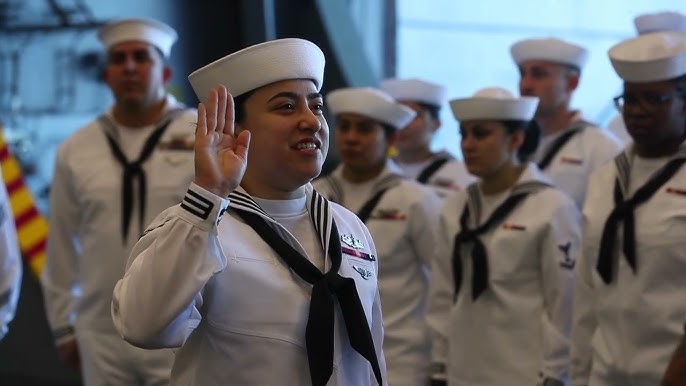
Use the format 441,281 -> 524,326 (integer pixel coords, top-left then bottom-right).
634,11 -> 686,35
326,87 -> 417,130
510,37 -> 589,70
449,87 -> 539,122
188,38 -> 325,103
379,78 -> 448,108
98,18 -> 178,59
609,31 -> 686,82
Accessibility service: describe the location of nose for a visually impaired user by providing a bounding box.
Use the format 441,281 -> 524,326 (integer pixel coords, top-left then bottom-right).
519,74 -> 534,95
299,107 -> 322,132
121,54 -> 138,72
461,133 -> 476,152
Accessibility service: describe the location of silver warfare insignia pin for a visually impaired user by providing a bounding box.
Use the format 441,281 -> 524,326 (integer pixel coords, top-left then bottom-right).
341,234 -> 365,250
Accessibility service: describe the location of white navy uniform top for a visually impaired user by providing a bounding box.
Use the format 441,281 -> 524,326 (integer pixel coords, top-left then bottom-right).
394,151 -> 476,198
533,114 -> 623,208
606,114 -> 631,147
427,163 -> 581,386
571,143 -> 686,386
42,95 -> 197,343
0,167 -> 22,340
313,161 -> 441,386
112,183 -> 388,386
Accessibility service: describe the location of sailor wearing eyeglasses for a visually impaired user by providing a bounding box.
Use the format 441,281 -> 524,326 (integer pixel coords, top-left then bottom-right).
571,30 -> 686,386
607,11 -> 686,145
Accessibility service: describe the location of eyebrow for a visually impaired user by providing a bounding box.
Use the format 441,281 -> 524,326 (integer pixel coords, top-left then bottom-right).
268,91 -> 323,102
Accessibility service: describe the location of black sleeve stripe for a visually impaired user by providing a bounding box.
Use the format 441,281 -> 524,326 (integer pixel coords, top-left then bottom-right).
181,189 -> 214,220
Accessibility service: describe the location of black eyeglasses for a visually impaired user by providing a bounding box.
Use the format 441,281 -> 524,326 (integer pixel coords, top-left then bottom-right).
613,92 -> 684,111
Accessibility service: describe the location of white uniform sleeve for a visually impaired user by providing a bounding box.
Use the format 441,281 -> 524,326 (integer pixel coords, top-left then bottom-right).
587,130 -> 622,173
426,206 -> 455,381
370,287 -> 389,386
362,225 -> 388,386
111,183 -> 228,349
539,197 -> 581,382
409,187 -> 442,267
0,175 -> 22,341
569,213 -> 597,386
42,147 -> 81,344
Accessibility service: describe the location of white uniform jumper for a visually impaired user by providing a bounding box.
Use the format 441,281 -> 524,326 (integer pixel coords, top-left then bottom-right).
314,161 -> 441,386
394,151 -> 475,198
42,95 -> 196,384
571,144 -> 686,386
533,117 -> 623,208
428,163 -> 581,386
112,184 -> 388,386
0,167 -> 22,340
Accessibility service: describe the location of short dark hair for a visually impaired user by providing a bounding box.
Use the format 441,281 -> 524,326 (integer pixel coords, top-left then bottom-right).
381,123 -> 396,139
417,102 -> 441,120
232,89 -> 255,124
502,119 -> 541,162
673,74 -> 686,94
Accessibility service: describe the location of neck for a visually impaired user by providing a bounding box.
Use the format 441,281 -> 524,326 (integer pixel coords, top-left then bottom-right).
634,135 -> 686,158
240,178 -> 307,200
342,162 -> 385,183
537,108 -> 576,136
112,98 -> 166,128
396,147 -> 434,163
480,162 -> 525,195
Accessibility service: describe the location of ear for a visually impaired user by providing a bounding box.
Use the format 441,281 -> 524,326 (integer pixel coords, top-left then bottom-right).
566,71 -> 580,92
387,130 -> 398,148
162,65 -> 173,85
509,128 -> 525,152
431,116 -> 441,133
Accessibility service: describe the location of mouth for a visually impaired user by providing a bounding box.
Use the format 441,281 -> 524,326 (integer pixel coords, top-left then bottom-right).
293,138 -> 322,152
295,142 -> 319,150
625,125 -> 651,135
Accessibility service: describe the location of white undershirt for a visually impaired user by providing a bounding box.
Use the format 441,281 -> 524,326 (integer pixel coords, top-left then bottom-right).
116,125 -> 156,160
253,196 -> 325,271
533,130 -> 564,163
339,178 -> 377,214
395,158 -> 433,180
478,187 -> 511,222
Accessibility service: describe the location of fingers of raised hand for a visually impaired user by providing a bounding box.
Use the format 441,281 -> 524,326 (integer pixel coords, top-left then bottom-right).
224,91 -> 235,136
206,88 -> 219,133
196,103 -> 207,136
216,85 -> 227,134
234,130 -> 251,161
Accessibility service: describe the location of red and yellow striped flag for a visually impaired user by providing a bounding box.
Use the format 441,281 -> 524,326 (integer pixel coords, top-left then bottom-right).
0,123 -> 48,277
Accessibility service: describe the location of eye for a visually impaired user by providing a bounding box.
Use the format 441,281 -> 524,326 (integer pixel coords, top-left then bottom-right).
132,50 -> 153,63
642,93 -> 664,105
108,52 -> 126,65
472,128 -> 491,139
279,102 -> 295,111
311,102 -> 324,114
531,68 -> 547,79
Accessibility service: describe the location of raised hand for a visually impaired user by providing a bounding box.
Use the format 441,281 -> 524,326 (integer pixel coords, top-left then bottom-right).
193,85 -> 251,197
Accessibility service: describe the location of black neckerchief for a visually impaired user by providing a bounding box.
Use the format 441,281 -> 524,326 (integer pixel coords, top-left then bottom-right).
453,180 -> 550,300
537,120 -> 590,170
596,146 -> 686,284
99,108 -> 185,243
229,188 -> 383,386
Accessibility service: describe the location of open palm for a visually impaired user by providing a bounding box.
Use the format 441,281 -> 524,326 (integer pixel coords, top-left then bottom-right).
193,85 -> 251,197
